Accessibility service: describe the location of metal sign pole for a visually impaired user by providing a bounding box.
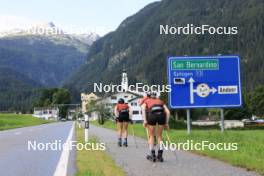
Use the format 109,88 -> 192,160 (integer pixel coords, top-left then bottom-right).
186,109 -> 191,134
220,108 -> 224,132
84,114 -> 89,142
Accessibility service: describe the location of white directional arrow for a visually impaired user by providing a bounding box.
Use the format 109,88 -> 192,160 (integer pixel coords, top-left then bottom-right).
188,77 -> 195,104
188,78 -> 217,104
210,87 -> 217,94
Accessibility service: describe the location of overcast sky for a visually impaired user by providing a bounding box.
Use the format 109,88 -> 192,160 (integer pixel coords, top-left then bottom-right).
0,0 -> 159,36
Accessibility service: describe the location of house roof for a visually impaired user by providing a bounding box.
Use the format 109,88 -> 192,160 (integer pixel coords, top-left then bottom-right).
34,107 -> 58,111
127,96 -> 142,102
94,90 -> 143,103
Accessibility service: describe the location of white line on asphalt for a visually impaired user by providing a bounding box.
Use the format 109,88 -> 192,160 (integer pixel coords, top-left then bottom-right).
14,132 -> 21,135
28,129 -> 34,132
53,122 -> 75,176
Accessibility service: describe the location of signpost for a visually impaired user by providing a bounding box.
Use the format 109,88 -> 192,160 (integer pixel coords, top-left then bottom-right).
167,55 -> 242,133
84,114 -> 89,142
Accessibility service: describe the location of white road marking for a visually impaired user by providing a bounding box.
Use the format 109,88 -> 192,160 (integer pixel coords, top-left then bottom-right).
28,129 -> 34,132
14,132 -> 21,135
53,123 -> 75,176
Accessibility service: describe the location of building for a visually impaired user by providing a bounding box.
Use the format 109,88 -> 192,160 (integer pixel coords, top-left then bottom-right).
220,120 -> 244,129
81,70 -> 148,121
33,107 -> 59,120
96,91 -> 143,121
67,107 -> 81,120
81,93 -> 98,113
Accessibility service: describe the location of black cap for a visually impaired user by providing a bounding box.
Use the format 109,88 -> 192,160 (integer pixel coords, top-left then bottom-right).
118,98 -> 125,104
146,91 -> 151,97
150,92 -> 157,97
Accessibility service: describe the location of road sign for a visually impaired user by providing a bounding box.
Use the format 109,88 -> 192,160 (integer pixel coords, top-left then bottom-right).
167,55 -> 242,109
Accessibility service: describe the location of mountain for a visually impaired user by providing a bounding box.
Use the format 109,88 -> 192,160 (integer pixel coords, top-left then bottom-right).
0,22 -> 99,111
0,22 -> 99,87
65,0 -> 264,96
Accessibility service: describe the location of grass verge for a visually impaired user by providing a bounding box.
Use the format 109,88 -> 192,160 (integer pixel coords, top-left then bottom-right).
75,125 -> 125,176
93,120 -> 264,175
0,113 -> 52,131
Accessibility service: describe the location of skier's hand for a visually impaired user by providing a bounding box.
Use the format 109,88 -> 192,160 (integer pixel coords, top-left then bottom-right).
143,121 -> 148,128
164,124 -> 170,131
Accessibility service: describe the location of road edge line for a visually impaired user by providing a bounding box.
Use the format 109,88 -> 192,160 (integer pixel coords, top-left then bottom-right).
53,122 -> 75,176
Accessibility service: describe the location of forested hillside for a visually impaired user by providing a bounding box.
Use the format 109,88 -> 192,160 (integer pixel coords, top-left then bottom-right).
66,0 -> 264,97
0,35 -> 90,87
0,68 -> 41,111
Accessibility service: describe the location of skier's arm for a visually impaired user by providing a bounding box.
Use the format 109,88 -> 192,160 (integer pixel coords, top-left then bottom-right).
163,104 -> 170,124
114,106 -> 119,118
141,104 -> 147,127
129,106 -> 132,120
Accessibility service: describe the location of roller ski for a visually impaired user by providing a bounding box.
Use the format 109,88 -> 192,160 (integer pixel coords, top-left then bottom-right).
146,150 -> 156,162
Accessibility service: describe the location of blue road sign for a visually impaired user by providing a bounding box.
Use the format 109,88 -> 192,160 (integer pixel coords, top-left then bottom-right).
167,55 -> 242,109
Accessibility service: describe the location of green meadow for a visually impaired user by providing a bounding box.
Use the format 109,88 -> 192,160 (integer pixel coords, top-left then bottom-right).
0,114 -> 51,131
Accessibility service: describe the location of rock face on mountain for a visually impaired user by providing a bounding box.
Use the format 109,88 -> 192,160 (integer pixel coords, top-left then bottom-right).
66,0 -> 264,95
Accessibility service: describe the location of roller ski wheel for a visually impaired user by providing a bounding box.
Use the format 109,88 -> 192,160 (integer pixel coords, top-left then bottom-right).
146,155 -> 156,162
123,142 -> 128,147
157,156 -> 164,162
147,150 -> 156,162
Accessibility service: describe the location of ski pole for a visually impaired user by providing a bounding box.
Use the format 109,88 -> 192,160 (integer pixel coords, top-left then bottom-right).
131,124 -> 138,148
165,130 -> 178,160
165,130 -> 172,143
145,127 -> 150,147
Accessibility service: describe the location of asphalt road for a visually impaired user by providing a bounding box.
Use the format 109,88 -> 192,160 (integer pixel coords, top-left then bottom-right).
0,121 -> 75,176
90,125 -> 259,176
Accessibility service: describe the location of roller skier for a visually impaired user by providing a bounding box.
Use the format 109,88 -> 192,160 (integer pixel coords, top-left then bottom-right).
114,98 -> 132,147
141,92 -> 170,162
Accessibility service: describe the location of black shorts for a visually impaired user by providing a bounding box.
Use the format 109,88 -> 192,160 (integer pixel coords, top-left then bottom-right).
117,113 -> 129,122
147,112 -> 166,126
